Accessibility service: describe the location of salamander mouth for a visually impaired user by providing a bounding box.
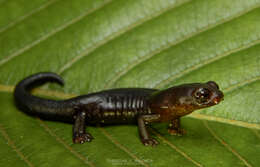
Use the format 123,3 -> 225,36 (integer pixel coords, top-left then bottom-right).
213,97 -> 223,104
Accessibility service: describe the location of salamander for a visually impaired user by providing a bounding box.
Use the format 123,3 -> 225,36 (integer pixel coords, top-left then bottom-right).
14,72 -> 224,146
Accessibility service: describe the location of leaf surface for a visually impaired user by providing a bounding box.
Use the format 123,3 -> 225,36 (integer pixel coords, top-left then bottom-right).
0,0 -> 259,166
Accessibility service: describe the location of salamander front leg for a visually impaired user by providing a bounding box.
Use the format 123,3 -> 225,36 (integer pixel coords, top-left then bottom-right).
137,115 -> 160,146
168,118 -> 186,136
73,111 -> 93,144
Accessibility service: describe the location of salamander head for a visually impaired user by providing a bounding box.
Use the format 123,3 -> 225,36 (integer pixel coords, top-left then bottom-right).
148,81 -> 224,119
170,81 -> 224,114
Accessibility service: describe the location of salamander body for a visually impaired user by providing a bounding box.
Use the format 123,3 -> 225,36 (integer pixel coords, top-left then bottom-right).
14,72 -> 224,146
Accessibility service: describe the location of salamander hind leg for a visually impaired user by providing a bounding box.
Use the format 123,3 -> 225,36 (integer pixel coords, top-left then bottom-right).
137,115 -> 160,147
168,118 -> 186,136
73,109 -> 93,144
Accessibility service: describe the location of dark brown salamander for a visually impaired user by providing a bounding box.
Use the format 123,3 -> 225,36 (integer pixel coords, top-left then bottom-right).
14,72 -> 224,146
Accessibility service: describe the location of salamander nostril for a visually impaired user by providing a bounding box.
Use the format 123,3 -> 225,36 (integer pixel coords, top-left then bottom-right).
220,91 -> 224,100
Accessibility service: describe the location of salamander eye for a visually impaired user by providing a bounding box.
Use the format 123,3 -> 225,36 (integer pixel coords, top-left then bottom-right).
194,88 -> 211,103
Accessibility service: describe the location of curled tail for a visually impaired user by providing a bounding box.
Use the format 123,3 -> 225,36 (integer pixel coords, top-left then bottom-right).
14,72 -> 75,122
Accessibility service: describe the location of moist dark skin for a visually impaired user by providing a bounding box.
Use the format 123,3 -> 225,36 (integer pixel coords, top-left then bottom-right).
14,72 -> 224,146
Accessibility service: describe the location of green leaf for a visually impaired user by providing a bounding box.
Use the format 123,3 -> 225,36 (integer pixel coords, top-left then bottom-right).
0,0 -> 259,166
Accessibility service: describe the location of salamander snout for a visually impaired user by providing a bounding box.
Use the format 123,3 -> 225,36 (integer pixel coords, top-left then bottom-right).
212,90 -> 224,105
207,81 -> 224,105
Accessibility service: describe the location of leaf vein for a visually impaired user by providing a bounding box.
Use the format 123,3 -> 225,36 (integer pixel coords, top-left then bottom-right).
154,39 -> 260,89
223,76 -> 260,93
150,128 -> 203,167
0,0 -> 113,67
251,129 -> 260,140
104,5 -> 260,89
0,123 -> 35,167
58,0 -> 192,74
0,0 -> 60,34
37,119 -> 95,167
203,121 -> 252,167
99,127 -> 150,167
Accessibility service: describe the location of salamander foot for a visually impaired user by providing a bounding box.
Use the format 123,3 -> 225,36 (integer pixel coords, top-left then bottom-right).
168,128 -> 186,136
141,138 -> 159,146
73,133 -> 94,144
